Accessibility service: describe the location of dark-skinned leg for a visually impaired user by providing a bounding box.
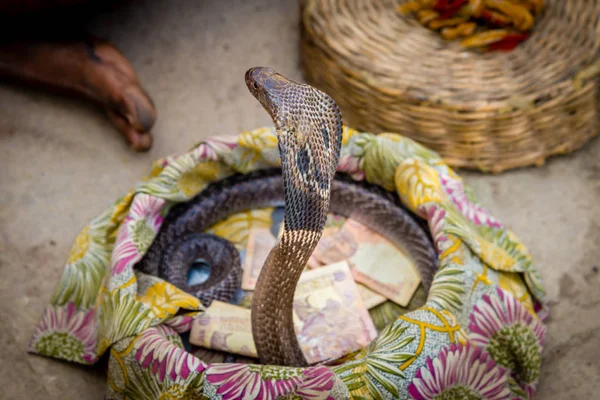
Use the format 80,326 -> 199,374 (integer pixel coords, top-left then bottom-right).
0,31 -> 156,151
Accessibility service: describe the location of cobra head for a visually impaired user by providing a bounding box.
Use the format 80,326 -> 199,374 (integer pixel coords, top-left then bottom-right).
245,67 -> 343,217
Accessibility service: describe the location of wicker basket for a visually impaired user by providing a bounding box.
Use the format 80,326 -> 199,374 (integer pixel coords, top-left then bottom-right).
300,0 -> 600,173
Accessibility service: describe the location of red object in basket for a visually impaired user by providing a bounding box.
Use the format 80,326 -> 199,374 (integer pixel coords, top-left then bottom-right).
434,0 -> 468,19
489,32 -> 529,51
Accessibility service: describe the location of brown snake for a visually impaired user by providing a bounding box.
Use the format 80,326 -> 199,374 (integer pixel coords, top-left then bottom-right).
137,68 -> 437,367
246,67 -> 344,367
247,68 -> 437,367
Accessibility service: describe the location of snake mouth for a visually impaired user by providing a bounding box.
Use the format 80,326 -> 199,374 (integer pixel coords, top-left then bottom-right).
245,67 -> 294,123
245,66 -> 286,88
245,67 -> 276,95
244,67 -> 261,91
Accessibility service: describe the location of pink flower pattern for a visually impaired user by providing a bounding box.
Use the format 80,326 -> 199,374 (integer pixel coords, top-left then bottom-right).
469,287 -> 546,397
206,364 -> 300,399
134,325 -> 207,381
205,363 -> 336,400
164,315 -> 196,333
296,365 -> 336,400
337,153 -> 365,181
29,303 -> 97,364
421,204 -> 449,252
192,137 -> 237,162
111,194 -> 165,276
408,343 -> 513,400
469,288 -> 546,349
440,173 -> 502,228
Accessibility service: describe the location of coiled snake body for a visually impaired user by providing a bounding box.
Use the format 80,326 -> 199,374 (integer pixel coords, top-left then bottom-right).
137,68 -> 437,367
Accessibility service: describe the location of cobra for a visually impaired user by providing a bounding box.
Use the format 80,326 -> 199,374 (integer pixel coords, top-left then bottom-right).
137,68 -> 437,367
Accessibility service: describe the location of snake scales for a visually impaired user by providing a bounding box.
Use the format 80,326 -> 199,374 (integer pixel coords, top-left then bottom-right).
136,68 -> 438,367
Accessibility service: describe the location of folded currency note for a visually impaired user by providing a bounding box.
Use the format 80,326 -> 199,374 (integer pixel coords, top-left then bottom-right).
309,217 -> 421,307
240,206 -> 284,290
241,225 -> 277,290
356,283 -> 387,309
241,210 -> 420,307
293,261 -> 378,364
190,261 -> 377,364
189,300 -> 257,358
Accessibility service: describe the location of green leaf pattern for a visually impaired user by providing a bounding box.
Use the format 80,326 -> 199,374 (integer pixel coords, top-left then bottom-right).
334,323 -> 415,398
29,126 -> 548,399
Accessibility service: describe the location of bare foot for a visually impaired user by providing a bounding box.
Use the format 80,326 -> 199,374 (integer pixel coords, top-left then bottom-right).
0,33 -> 156,151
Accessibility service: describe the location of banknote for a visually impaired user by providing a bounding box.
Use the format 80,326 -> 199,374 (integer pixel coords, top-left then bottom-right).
240,207 -> 285,290
190,262 -> 377,364
243,211 -> 345,290
293,261 -> 378,364
241,226 -> 278,290
356,283 -> 387,309
189,300 -> 257,358
307,214 -> 351,269
308,218 -> 421,307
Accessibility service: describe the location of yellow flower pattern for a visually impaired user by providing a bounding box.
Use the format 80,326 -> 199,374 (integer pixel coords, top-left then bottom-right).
238,127 -> 278,150
341,126 -> 359,145
378,132 -> 404,143
158,384 -> 186,400
207,207 -> 274,249
110,191 -> 135,227
498,272 -> 536,316
67,225 -> 91,264
473,236 -> 521,272
177,161 -> 223,198
107,191 -> 136,242
138,281 -> 201,319
147,160 -> 167,180
394,159 -> 445,215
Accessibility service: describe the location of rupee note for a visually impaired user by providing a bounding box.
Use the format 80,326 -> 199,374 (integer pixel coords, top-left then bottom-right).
240,207 -> 285,290
309,218 -> 421,307
189,300 -> 257,358
190,262 -> 377,364
345,219 -> 421,307
356,283 -> 387,309
307,214 -> 351,269
241,226 -> 277,290
293,261 -> 378,364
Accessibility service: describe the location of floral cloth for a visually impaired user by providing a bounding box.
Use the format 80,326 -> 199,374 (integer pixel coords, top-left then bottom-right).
30,126 -> 549,399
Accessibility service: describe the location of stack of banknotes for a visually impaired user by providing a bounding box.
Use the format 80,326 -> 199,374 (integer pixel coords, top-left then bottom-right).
189,208 -> 422,365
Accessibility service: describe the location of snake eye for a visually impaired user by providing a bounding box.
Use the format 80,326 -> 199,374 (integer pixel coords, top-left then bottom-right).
252,82 -> 259,90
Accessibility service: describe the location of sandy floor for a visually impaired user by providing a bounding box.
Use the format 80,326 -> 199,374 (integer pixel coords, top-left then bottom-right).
1,0 -> 599,398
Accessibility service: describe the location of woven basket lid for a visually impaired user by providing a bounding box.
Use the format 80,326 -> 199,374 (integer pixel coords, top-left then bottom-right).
300,0 -> 600,172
